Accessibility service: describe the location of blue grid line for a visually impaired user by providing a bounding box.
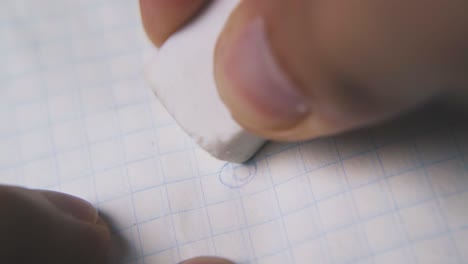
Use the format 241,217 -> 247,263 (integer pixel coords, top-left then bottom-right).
265,155 -> 295,264
333,137 -> 373,262
146,74 -> 182,263
3,1 -> 468,263
298,140 -> 333,263
0,0 -> 131,28
413,130 -> 463,263
107,46 -> 145,261
39,34 -> 62,193
370,134 -> 418,263
193,150 -> 219,256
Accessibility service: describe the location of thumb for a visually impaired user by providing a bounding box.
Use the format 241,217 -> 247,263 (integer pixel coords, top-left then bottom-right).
0,186 -> 113,264
214,0 -> 464,141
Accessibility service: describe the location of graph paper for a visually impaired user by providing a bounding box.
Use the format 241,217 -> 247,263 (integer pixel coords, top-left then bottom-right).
1,1 -> 468,263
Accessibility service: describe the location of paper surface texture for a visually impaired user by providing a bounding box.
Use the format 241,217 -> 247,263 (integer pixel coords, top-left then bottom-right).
1,1 -> 468,264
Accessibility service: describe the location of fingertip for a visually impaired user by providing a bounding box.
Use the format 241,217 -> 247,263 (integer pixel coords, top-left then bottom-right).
39,190 -> 99,224
140,0 -> 208,47
180,256 -> 234,264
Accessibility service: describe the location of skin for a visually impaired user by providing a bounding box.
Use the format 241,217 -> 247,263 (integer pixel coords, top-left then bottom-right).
0,185 -> 232,263
2,0 -> 467,263
140,0 -> 468,141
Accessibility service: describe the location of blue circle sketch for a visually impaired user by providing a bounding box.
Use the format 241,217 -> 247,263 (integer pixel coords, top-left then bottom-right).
219,161 -> 258,188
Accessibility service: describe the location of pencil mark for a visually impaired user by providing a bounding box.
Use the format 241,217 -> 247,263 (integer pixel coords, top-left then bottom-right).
219,161 -> 257,188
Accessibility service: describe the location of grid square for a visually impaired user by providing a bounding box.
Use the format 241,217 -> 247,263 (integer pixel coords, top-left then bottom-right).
23,157 -> 57,188
292,239 -> 329,264
112,79 -> 146,106
94,167 -> 130,201
400,201 -> 445,240
239,160 -> 274,195
3,49 -> 39,77
275,176 -> 314,213
74,62 -> 111,88
81,85 -> 114,114
38,40 -> 70,68
284,206 -> 320,243
57,148 -> 92,181
52,119 -> 86,151
156,125 -> 188,154
149,99 -> 173,126
48,92 -> 80,122
165,179 -> 203,212
109,53 -> 140,79
300,138 -> 339,171
242,189 -> 281,225
207,199 -> 246,235
342,152 -> 384,187
317,192 -> 357,230
19,128 -> 53,160
98,195 -> 135,229
85,111 -> 119,142
43,68 -> 75,96
139,216 -> 176,254
352,181 -> 391,218
122,129 -> 156,161
364,214 -> 404,252
308,163 -> 346,200
133,187 -> 168,222
90,138 -> 124,171
267,147 -> 305,184
72,33 -> 108,60
427,158 -> 468,196
0,110 -> 15,136
143,249 -> 178,264
173,209 -> 210,243
415,130 -> 458,164
212,231 -> 253,262
161,151 -> 195,182
0,168 -> 20,186
200,173 -> 239,204
257,251 -> 292,264
194,148 -> 226,175
378,142 -> 420,176
178,238 -> 215,261
413,236 -> 459,264
440,191 -> 468,229
16,100 -> 47,131
0,137 -> 19,167
326,225 -> 366,263
250,220 -> 288,257
127,158 -> 163,191
387,168 -> 432,207
453,228 -> 468,263
117,104 -> 152,133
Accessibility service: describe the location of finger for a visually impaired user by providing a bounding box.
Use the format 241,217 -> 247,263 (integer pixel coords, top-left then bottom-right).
0,186 -> 112,264
215,0 -> 467,141
140,0 -> 208,47
38,190 -> 98,223
181,256 -> 234,264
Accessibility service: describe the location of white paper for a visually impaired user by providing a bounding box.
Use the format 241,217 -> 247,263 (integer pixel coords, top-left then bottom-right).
1,1 -> 468,264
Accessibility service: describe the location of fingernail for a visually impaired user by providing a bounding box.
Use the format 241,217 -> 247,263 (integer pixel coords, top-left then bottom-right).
222,18 -> 309,125
39,190 -> 99,224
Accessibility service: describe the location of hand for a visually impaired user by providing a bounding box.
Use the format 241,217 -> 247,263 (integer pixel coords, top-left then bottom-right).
0,185 -> 232,264
140,0 -> 468,141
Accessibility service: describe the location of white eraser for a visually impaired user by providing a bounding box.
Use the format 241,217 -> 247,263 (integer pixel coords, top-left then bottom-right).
145,0 -> 266,163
